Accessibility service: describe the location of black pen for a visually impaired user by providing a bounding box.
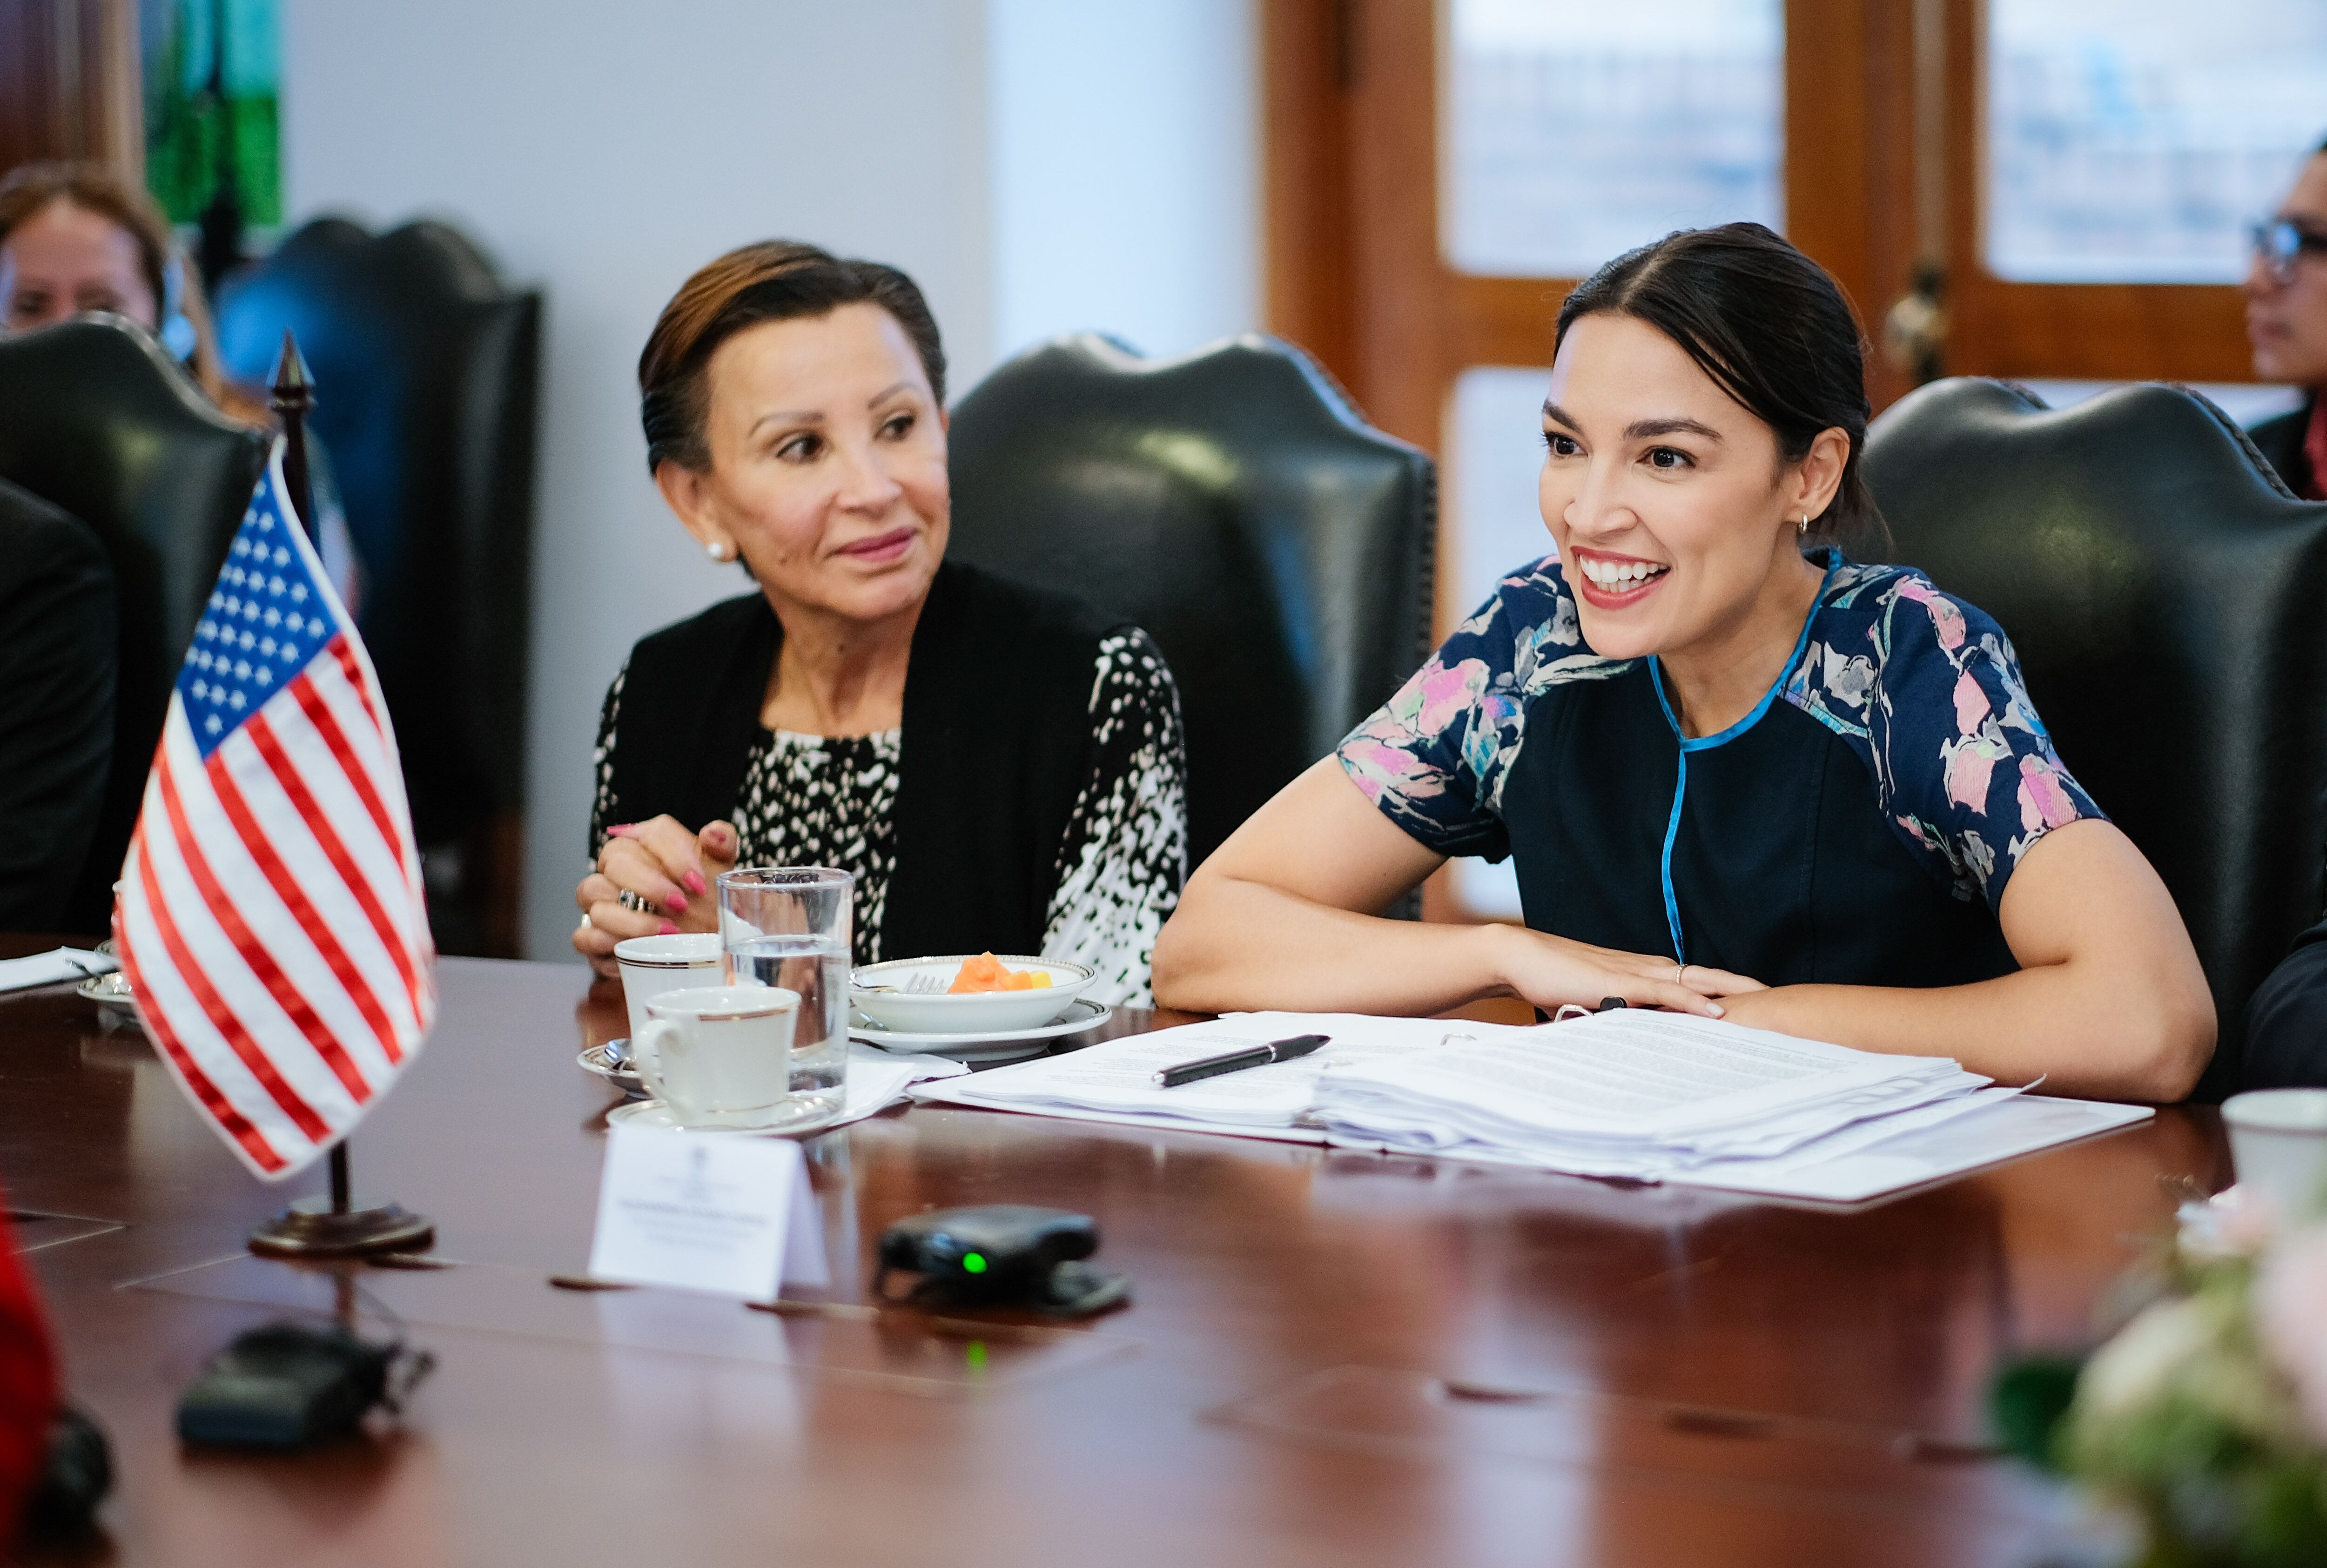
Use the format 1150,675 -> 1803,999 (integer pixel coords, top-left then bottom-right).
1152,1034 -> 1331,1088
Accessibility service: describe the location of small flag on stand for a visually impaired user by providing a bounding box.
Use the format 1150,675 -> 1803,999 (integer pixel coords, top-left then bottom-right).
115,439 -> 436,1181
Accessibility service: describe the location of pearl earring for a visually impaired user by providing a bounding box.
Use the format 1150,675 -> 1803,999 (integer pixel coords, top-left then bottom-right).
706,540 -> 730,562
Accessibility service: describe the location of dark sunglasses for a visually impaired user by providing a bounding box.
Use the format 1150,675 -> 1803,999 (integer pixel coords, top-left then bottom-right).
2251,218 -> 2327,285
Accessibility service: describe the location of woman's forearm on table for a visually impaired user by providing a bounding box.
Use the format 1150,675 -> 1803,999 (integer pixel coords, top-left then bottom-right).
1151,875 -> 1512,1017
1716,958 -> 2213,1102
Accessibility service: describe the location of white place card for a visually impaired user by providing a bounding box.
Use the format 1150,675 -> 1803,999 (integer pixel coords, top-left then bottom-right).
587,1124 -> 828,1301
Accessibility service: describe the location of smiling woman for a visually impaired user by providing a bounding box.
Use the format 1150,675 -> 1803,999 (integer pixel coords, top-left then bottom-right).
1152,223 -> 2217,1103
574,242 -> 1188,1006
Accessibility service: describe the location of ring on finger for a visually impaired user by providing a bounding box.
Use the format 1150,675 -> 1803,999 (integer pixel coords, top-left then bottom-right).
617,888 -> 653,915
577,912 -> 592,932
1675,962 -> 1690,987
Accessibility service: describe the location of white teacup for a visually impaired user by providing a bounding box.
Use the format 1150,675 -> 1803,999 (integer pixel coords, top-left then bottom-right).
2224,1088 -> 2327,1225
633,985 -> 802,1129
614,932 -> 724,1043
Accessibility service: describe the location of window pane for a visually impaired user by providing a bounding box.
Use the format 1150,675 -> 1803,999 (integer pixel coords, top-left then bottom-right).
2015,380 -> 2303,429
1987,0 -> 2327,283
1444,0 -> 1783,279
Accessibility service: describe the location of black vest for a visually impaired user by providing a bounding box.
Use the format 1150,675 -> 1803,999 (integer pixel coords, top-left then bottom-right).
603,559 -> 1128,960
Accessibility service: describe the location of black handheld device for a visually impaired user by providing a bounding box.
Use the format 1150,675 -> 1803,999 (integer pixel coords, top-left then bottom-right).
21,1406 -> 111,1540
176,1321 -> 431,1449
873,1204 -> 1129,1317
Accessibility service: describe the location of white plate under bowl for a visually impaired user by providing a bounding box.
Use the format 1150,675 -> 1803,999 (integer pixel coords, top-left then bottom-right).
578,1042 -> 646,1097
850,954 -> 1096,1035
850,997 -> 1114,1061
606,1097 -> 841,1138
76,973 -> 138,1016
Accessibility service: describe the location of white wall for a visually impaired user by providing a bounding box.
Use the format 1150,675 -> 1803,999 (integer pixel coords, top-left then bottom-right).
283,0 -> 1259,960
989,0 -> 1259,363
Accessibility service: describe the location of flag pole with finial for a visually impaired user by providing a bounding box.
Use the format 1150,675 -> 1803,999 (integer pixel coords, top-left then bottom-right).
269,330 -> 318,542
246,330 -> 434,1261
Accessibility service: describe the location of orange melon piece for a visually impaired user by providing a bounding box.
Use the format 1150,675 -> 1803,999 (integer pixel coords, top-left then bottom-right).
947,953 -> 1053,993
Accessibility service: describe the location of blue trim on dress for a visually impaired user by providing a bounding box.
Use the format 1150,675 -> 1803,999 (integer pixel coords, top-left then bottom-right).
1644,554 -> 1839,961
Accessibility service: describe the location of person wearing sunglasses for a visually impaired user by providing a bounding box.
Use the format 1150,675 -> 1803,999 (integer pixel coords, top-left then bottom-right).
2246,136 -> 2327,499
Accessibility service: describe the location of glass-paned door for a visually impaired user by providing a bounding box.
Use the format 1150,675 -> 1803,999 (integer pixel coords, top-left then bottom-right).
1944,0 -> 2324,383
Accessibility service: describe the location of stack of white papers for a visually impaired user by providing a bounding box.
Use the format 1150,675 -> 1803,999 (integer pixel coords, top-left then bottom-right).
1313,1009 -> 1993,1178
910,1009 -> 2154,1203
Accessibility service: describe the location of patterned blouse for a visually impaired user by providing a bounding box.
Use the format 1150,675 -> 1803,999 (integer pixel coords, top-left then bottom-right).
591,629 -> 1186,1005
1338,551 -> 2103,979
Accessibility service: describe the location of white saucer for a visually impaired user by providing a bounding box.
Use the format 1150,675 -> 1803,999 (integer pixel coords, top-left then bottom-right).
76,973 -> 138,1016
606,1097 -> 842,1138
849,997 -> 1114,1061
578,1042 -> 646,1097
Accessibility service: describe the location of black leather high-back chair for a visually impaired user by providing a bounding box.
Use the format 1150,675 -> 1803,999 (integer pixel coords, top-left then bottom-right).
1863,377 -> 2327,1098
215,218 -> 541,956
947,333 -> 1437,867
0,317 -> 267,932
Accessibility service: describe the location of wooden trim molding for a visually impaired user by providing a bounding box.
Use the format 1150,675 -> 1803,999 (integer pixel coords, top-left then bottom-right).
1262,0 -> 1358,399
0,0 -> 143,179
1939,0 -> 2251,385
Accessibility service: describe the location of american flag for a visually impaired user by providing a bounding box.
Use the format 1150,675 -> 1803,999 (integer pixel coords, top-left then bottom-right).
115,442 -> 435,1181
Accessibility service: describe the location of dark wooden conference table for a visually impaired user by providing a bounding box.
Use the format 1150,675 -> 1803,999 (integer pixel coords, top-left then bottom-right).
0,941 -> 2226,1567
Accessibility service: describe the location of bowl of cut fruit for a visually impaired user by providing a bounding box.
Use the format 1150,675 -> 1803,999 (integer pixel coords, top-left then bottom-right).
848,951 -> 1097,1035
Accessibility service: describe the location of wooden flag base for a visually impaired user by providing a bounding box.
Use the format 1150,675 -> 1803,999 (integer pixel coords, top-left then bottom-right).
248,1142 -> 434,1259
248,1196 -> 435,1259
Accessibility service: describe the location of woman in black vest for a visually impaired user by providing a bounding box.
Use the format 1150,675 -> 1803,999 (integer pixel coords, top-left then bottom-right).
575,242 -> 1186,1004
1154,224 -> 2212,1102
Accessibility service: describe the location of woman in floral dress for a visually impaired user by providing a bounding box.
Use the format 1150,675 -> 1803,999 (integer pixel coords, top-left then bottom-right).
1154,223 -> 2212,1103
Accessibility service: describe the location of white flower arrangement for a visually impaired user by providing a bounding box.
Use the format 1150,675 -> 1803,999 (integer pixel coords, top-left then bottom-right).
1992,1188 -> 2327,1567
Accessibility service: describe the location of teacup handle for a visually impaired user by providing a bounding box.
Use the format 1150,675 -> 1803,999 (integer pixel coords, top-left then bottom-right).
632,1017 -> 691,1115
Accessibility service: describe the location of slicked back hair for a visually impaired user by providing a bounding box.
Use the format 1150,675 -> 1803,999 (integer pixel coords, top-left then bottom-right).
638,240 -> 945,476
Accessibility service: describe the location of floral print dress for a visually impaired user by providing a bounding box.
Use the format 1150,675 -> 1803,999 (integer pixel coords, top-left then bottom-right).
1339,550 -> 2103,987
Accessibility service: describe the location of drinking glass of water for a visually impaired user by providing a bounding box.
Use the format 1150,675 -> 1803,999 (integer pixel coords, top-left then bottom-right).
716,866 -> 853,1125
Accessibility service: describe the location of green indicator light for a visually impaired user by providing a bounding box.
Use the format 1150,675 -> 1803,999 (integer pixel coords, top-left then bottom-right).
966,1340 -> 988,1373
962,1252 -> 988,1274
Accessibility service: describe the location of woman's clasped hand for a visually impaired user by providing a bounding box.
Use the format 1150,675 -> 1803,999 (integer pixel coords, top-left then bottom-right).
573,817 -> 739,977
1493,929 -> 1765,1018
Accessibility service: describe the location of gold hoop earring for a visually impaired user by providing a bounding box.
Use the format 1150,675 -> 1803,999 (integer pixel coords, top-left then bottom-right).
1797,514 -> 1809,535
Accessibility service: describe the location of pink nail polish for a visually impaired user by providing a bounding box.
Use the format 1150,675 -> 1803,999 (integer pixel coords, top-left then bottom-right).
683,871 -> 706,895
666,893 -> 688,913
607,823 -> 633,834
658,922 -> 680,935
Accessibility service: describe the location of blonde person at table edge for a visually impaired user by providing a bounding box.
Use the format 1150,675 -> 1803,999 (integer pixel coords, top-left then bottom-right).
1151,223 -> 2213,1104
575,241 -> 1188,1006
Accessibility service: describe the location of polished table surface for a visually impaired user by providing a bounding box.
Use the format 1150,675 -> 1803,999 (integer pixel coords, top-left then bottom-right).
0,947 -> 2226,1567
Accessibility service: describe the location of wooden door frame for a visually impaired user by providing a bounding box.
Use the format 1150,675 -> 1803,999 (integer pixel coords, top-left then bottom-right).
0,0 -> 142,181
1264,0 -> 2261,437
1264,0 -> 1924,462
1940,0 -> 2253,383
